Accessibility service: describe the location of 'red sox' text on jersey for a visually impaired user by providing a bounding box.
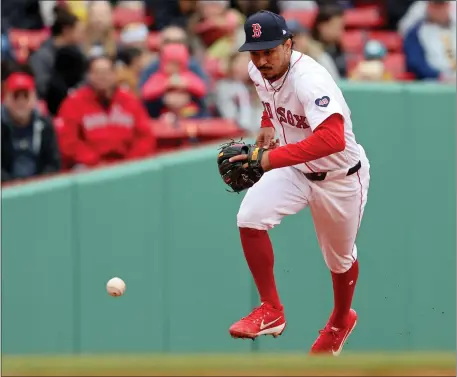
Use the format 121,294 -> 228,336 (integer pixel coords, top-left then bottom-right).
250,50 -> 360,174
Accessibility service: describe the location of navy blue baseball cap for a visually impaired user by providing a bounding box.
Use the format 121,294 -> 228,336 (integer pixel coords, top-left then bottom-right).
238,10 -> 292,52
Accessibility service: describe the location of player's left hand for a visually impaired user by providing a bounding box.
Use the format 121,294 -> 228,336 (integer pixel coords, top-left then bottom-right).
217,141 -> 269,193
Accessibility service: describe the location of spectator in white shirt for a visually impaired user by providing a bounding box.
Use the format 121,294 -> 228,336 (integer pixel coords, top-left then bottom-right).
403,0 -> 456,81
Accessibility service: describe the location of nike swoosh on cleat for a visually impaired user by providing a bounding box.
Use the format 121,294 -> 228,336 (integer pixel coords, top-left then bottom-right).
260,317 -> 281,330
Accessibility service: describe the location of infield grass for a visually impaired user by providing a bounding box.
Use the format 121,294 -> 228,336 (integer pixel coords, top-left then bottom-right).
3,352 -> 456,376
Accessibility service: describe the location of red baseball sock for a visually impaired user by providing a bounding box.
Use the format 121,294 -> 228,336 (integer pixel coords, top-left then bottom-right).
239,227 -> 282,310
330,260 -> 359,328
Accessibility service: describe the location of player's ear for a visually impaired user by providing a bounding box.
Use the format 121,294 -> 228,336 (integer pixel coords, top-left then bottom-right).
284,38 -> 293,53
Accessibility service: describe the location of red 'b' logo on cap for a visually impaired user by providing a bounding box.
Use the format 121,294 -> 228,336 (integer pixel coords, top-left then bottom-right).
252,23 -> 262,38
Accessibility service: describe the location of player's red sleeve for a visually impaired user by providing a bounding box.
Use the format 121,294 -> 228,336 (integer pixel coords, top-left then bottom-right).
127,99 -> 157,159
261,110 -> 274,128
56,97 -> 100,166
141,74 -> 169,101
268,113 -> 345,169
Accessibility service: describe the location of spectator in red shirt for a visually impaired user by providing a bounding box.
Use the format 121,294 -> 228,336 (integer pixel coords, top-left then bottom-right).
55,55 -> 156,170
141,43 -> 208,119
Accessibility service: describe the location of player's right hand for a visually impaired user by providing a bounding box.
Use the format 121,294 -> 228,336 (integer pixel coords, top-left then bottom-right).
256,127 -> 276,149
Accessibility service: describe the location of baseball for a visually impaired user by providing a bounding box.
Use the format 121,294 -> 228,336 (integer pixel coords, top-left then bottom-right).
106,277 -> 126,297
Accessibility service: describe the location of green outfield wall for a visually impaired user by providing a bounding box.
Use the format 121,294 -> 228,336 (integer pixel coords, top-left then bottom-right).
2,82 -> 455,355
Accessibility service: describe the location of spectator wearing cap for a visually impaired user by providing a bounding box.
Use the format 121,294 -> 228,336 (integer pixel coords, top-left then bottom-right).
311,4 -> 347,77
287,19 -> 340,81
139,25 -> 210,117
29,5 -> 84,99
139,25 -> 209,87
55,55 -> 156,170
2,69 -> 61,182
403,0 -> 456,81
349,40 -> 392,81
141,43 -> 208,119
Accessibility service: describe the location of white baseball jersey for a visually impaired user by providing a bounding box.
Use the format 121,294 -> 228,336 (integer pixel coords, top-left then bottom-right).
249,50 -> 360,174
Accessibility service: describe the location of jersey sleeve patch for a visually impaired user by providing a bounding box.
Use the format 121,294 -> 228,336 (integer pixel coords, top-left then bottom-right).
315,96 -> 330,107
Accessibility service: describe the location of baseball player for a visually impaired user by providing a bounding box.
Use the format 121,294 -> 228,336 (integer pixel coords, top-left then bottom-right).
217,10 -> 371,355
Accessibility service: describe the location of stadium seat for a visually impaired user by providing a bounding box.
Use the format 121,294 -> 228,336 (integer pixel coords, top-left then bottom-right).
151,118 -> 244,148
193,21 -> 233,47
8,29 -> 50,51
112,7 -> 145,29
342,30 -> 366,53
189,118 -> 244,141
383,53 -> 406,76
342,30 -> 403,54
344,6 -> 384,28
281,10 -> 317,28
367,31 -> 403,52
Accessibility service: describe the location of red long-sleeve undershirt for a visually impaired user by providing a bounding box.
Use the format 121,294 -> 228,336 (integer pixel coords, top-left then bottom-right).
267,113 -> 346,169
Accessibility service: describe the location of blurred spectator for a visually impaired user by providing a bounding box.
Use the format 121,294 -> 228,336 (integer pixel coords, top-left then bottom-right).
386,0 -> 416,31
349,40 -> 393,81
119,22 -> 148,49
116,46 -> 144,95
1,60 -> 24,102
1,0 -> 45,30
65,1 -> 90,22
1,33 -> 16,62
29,6 -> 84,99
2,68 -> 61,183
40,1 -> 89,26
39,0 -> 59,26
83,1 -> 117,58
119,22 -> 154,67
140,25 -> 209,87
55,55 -> 156,169
215,52 -> 263,133
311,4 -> 347,77
230,0 -> 280,18
278,0 -> 317,12
141,43 -> 208,119
2,61 -> 12,102
188,1 -> 245,63
116,1 -> 144,10
287,20 -> 340,81
398,0 -> 456,36
44,45 -> 88,116
139,25 -> 210,117
145,0 -> 197,30
403,1 -> 456,81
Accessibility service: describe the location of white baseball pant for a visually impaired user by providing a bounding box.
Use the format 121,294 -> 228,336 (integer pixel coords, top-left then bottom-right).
237,145 -> 370,273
